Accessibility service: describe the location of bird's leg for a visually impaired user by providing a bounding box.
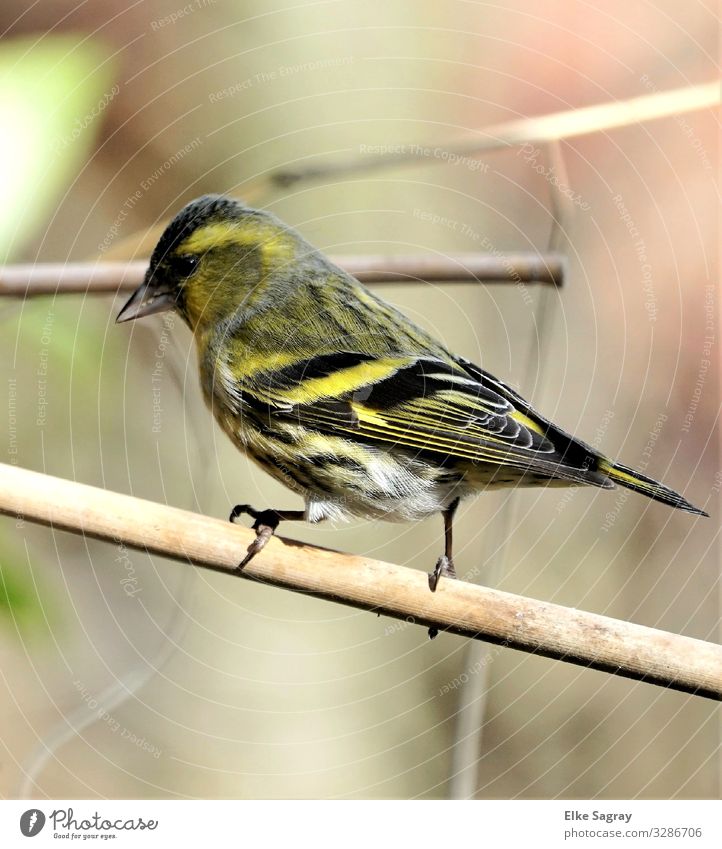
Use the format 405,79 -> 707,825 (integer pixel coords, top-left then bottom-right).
427,499 -> 460,638
428,499 -> 459,592
229,504 -> 306,570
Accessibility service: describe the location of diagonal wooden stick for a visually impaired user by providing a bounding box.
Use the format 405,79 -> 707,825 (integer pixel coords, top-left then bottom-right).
269,82 -> 719,187
0,462 -> 718,700
0,252 -> 565,298
46,85 -> 713,267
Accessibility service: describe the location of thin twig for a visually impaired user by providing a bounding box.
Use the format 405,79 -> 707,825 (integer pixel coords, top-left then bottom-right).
0,463 -> 719,700
269,82 -> 719,188
450,141 -> 577,799
0,253 -> 565,298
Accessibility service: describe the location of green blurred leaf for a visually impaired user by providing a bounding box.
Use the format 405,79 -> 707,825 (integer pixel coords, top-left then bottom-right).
0,539 -> 46,634
0,34 -> 116,260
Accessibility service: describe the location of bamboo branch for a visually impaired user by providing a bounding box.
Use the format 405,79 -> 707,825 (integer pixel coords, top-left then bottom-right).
270,82 -> 719,187
0,253 -> 565,298
0,462 -> 719,700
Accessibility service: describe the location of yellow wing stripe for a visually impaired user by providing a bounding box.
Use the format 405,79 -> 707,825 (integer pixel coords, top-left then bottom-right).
349,404 -> 536,460
598,459 -> 652,490
301,409 -> 495,462
356,419 -> 538,466
252,357 -> 414,405
358,405 -> 523,450
282,358 -> 411,404
510,410 -> 546,435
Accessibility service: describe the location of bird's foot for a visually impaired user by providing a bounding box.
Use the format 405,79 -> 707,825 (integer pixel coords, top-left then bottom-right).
426,555 -> 457,637
229,504 -> 281,570
428,554 -> 457,593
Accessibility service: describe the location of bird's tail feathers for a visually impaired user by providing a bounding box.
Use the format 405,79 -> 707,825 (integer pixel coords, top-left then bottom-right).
598,459 -> 708,516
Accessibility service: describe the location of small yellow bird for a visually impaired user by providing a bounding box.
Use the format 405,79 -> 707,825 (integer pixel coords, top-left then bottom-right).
117,195 -> 707,591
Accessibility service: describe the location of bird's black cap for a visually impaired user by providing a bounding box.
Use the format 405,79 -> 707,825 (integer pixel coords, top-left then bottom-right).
149,194 -> 245,267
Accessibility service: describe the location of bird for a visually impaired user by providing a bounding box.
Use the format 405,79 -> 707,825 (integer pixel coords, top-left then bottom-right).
117,194 -> 707,594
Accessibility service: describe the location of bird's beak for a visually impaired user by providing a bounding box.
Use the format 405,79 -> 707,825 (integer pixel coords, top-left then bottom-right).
116,269 -> 176,323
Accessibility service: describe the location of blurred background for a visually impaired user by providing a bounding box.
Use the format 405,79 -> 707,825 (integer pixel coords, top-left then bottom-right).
0,0 -> 718,800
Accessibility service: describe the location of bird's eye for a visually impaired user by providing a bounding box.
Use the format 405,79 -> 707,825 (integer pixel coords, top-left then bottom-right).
172,254 -> 199,277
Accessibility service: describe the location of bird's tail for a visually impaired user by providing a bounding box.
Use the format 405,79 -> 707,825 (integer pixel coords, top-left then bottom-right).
598,459 -> 708,517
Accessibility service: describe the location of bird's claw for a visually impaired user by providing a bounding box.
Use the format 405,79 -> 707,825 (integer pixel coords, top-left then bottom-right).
428,554 -> 457,592
427,555 -> 456,637
230,505 -> 281,570
238,522 -> 276,569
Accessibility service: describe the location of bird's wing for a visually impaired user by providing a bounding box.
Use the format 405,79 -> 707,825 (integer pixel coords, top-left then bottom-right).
236,351 -> 610,485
